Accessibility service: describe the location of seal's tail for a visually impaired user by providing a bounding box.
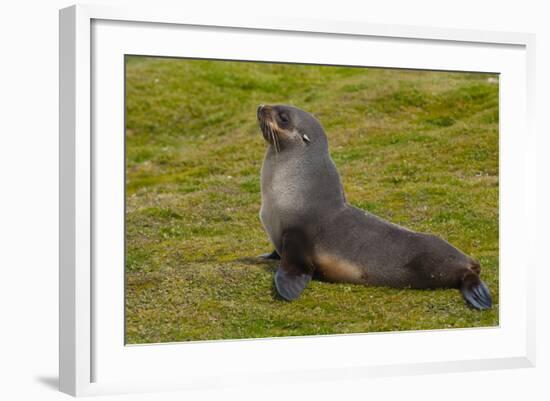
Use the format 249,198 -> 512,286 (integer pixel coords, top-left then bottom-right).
460,269 -> 493,310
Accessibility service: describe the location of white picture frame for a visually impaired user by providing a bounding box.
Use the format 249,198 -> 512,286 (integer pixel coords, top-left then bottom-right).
59,3 -> 536,397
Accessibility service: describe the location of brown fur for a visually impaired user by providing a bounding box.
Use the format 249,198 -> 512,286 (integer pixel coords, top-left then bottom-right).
314,253 -> 365,284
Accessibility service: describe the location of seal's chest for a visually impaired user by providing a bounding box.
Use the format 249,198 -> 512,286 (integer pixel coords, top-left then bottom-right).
271,166 -> 310,208
260,156 -> 313,250
260,173 -> 304,250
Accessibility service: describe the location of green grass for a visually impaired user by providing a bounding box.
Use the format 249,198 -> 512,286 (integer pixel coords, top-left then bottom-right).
125,56 -> 499,344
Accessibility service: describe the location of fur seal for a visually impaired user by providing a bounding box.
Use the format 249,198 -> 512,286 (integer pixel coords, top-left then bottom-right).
257,104 -> 492,310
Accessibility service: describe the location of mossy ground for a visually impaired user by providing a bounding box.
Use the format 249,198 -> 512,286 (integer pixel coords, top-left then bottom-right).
125,56 -> 499,344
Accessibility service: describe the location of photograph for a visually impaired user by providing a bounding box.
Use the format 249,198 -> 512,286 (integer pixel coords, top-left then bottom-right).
124,56 -> 499,344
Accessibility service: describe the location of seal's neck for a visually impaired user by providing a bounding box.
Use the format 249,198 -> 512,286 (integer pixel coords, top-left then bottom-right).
261,142 -> 346,211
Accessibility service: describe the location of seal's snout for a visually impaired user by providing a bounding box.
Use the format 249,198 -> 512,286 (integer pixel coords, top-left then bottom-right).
257,104 -> 271,122
257,105 -> 264,120
257,104 -> 281,151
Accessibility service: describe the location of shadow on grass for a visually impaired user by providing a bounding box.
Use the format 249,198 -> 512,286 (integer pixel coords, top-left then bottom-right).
234,256 -> 278,272
234,256 -> 284,300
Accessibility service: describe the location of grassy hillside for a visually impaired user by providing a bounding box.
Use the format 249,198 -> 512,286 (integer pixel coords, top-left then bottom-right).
125,56 -> 499,344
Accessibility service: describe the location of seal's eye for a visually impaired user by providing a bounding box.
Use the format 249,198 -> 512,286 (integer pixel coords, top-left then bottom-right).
278,112 -> 290,124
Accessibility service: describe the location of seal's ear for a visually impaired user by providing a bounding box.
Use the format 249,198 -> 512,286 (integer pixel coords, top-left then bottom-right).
302,134 -> 311,144
274,229 -> 313,301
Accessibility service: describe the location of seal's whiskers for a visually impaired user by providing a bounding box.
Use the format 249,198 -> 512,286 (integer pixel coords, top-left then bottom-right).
272,126 -> 280,153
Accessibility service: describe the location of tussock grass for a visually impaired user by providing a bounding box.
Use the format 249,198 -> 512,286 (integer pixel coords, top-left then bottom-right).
125,56 -> 499,344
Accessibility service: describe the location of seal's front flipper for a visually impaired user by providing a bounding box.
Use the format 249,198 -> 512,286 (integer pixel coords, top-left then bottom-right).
275,269 -> 311,301
460,272 -> 493,310
258,250 -> 280,260
274,229 -> 313,301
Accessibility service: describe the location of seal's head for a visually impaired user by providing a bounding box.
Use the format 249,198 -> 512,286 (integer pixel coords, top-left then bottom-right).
257,104 -> 327,152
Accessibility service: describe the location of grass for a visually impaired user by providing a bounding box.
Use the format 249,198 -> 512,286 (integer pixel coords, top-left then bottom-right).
125,56 -> 499,344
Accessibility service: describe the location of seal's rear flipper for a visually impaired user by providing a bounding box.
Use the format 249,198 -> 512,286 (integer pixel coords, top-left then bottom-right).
258,250 -> 280,260
460,272 -> 492,310
274,229 -> 313,301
